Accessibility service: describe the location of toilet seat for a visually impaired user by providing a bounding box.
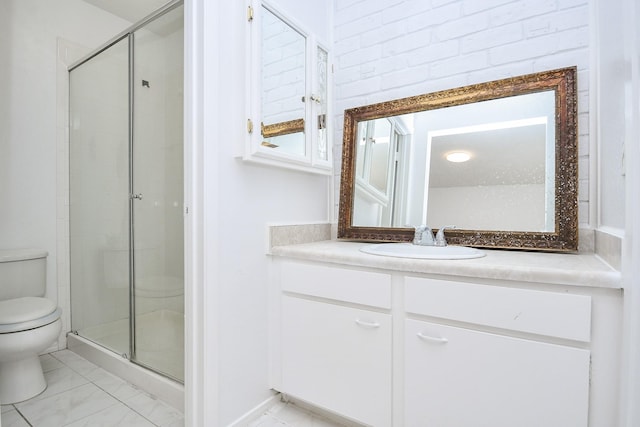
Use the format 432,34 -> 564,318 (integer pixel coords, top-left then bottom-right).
0,297 -> 61,334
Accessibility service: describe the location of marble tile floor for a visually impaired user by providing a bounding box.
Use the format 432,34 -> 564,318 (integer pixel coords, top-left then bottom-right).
247,401 -> 348,427
0,349 -> 350,427
1,350 -> 183,427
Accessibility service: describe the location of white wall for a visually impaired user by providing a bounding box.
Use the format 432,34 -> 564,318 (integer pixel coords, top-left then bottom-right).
612,0 -> 640,423
0,0 -> 131,349
332,0 -> 591,227
196,1 -> 332,424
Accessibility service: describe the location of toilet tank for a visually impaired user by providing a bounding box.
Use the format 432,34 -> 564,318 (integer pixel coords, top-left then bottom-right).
0,249 -> 48,301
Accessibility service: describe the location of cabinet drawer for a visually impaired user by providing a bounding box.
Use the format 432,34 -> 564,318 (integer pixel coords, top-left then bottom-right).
405,277 -> 591,342
281,260 -> 391,308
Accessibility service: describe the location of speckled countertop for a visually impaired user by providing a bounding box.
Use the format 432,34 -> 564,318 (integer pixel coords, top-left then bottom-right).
270,240 -> 621,289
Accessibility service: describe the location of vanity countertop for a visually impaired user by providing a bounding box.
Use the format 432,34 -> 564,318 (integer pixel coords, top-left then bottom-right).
270,240 -> 621,289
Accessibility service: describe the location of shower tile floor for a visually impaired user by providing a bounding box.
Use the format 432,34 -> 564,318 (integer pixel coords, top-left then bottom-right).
1,350 -> 183,427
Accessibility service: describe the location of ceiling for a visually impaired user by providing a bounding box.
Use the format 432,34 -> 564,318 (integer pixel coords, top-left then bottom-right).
428,123 -> 547,188
82,0 -> 171,24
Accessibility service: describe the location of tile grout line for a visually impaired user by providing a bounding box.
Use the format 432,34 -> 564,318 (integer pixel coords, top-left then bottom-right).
86,378 -> 163,427
59,401 -> 142,427
22,381 -> 89,406
119,397 -> 164,427
13,405 -> 34,427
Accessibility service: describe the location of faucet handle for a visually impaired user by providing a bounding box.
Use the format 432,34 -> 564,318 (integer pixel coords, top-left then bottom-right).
435,225 -> 456,246
412,225 -> 435,246
412,225 -> 426,245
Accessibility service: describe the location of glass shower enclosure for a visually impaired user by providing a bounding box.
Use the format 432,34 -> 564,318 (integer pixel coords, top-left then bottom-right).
69,2 -> 184,382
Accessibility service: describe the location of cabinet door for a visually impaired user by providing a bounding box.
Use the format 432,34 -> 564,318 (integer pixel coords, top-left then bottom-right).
281,296 -> 392,426
405,319 -> 590,427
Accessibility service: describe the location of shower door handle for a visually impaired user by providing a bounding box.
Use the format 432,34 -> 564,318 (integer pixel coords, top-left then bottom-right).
131,193 -> 143,200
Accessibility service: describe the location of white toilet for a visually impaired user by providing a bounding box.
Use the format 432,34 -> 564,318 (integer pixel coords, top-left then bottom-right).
0,249 -> 62,404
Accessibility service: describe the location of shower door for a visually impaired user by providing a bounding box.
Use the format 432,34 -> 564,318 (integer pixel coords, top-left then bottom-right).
70,3 -> 184,382
69,36 -> 131,358
130,5 -> 184,381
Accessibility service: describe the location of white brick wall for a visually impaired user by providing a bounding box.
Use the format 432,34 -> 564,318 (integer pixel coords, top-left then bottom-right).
332,0 -> 590,226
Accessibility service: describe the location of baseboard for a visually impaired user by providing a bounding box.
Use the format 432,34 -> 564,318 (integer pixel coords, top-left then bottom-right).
282,396 -> 365,427
227,393 -> 281,427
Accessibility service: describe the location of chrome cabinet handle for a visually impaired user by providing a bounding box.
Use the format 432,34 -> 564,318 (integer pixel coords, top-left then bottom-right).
302,94 -> 322,103
417,332 -> 448,344
131,193 -> 143,200
355,318 -> 381,329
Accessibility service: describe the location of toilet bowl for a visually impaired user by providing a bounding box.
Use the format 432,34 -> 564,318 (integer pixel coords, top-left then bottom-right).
0,249 -> 62,404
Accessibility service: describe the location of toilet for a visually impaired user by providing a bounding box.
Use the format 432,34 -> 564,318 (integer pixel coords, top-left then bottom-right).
0,249 -> 62,404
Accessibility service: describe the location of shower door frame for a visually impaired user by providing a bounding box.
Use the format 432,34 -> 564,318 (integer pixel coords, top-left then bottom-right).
68,0 -> 184,382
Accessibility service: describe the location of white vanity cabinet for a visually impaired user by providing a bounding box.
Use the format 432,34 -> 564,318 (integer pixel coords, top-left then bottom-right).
404,277 -> 592,427
275,260 -> 393,426
270,253 -> 620,427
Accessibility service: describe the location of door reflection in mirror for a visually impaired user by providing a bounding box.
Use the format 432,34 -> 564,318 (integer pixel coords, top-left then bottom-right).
354,117 -> 410,227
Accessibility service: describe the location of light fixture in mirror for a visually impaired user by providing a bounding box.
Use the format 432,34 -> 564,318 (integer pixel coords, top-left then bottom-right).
260,5 -> 306,156
445,151 -> 471,163
338,67 -> 578,252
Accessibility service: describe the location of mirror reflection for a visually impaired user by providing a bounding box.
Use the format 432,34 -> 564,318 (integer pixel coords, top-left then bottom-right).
261,6 -> 306,155
352,91 -> 556,232
338,67 -> 578,251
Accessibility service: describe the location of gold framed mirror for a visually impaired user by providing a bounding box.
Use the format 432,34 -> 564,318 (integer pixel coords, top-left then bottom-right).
338,67 -> 578,252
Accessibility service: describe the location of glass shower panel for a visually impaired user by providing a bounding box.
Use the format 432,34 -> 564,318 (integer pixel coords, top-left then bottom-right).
131,5 -> 184,381
69,36 -> 130,356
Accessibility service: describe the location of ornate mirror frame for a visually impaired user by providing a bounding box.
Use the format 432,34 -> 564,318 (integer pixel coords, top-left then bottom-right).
338,67 -> 578,252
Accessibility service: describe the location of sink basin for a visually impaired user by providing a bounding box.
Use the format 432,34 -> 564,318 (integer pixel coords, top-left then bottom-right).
360,243 -> 485,260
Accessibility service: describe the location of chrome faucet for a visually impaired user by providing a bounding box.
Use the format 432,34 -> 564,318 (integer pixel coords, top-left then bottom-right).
413,225 -> 435,246
435,225 -> 456,246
